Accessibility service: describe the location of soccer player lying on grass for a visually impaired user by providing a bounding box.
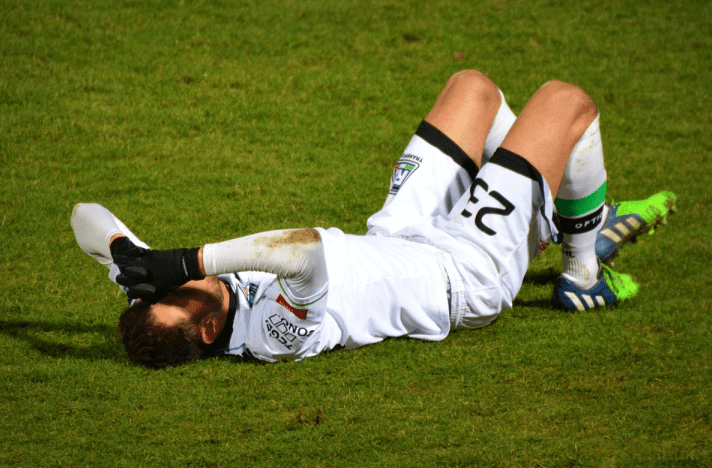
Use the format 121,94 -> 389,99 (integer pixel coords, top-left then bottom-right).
72,70 -> 676,369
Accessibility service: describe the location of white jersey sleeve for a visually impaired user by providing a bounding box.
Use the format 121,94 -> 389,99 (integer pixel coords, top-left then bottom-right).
71,203 -> 150,304
71,203 -> 149,268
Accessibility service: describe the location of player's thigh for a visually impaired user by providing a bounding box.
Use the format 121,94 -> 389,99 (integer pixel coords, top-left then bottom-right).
424,69 -> 501,165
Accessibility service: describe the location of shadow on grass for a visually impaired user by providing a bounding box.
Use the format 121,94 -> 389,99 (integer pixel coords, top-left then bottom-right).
0,318 -> 124,362
513,267 -> 560,309
0,268 -> 563,365
512,297 -> 554,309
522,267 -> 560,286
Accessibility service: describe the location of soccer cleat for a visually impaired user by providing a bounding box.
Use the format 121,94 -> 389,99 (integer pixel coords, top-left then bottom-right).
551,264 -> 639,312
596,191 -> 676,264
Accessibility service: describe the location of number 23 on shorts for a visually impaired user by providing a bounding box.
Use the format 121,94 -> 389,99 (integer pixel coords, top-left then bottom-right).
461,178 -> 515,236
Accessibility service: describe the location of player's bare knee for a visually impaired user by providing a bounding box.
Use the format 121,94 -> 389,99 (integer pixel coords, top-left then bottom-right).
539,80 -> 598,136
447,70 -> 500,105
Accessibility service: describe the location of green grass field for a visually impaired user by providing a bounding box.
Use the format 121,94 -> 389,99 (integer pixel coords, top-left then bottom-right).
2,0 -> 711,466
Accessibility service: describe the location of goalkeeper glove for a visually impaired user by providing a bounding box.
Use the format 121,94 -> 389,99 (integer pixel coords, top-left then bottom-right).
110,237 -> 205,303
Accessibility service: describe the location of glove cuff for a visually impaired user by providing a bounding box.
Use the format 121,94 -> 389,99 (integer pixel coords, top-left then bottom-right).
183,248 -> 205,281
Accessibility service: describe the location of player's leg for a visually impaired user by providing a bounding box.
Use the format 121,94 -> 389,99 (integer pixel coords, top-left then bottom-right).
496,81 -> 611,289
489,80 -> 643,311
499,82 -> 608,295
367,70 -> 516,236
498,80 -> 597,197
434,81 -> 594,324
447,80 -> 640,315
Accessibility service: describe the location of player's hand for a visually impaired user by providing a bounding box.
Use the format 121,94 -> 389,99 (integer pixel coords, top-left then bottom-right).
110,237 -> 204,303
109,236 -> 146,260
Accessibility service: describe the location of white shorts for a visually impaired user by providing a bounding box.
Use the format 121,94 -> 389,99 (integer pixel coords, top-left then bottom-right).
368,122 -> 559,330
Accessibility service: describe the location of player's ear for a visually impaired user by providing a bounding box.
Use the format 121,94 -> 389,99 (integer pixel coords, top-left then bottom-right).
199,314 -> 220,345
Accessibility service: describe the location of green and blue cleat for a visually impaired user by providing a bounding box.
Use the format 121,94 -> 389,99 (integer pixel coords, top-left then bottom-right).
596,191 -> 677,265
552,264 -> 640,312
552,191 -> 676,312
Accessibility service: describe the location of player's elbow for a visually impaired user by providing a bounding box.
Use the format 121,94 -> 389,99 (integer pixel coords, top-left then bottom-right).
71,202 -> 95,225
284,228 -> 322,245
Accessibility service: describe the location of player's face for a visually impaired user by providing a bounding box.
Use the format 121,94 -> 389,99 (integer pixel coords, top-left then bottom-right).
150,276 -> 225,331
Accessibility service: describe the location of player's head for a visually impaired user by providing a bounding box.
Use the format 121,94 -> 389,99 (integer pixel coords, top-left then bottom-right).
118,276 -> 226,369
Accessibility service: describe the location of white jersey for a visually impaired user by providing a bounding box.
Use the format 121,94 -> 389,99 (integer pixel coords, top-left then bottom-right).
221,227 -> 452,362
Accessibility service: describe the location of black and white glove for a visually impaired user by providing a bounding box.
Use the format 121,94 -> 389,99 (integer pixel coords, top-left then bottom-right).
110,237 -> 204,303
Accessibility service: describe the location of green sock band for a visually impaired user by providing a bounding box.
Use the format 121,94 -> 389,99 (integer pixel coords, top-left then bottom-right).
555,181 -> 607,217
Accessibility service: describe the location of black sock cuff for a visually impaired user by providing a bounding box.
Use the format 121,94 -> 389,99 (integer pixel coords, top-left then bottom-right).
557,205 -> 605,234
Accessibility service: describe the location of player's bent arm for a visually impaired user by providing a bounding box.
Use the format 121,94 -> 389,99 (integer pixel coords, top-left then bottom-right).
72,203 -> 151,265
72,203 -> 130,267
200,229 -> 328,300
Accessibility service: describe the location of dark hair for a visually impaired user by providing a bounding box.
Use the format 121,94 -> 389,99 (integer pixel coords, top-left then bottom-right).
118,300 -> 206,369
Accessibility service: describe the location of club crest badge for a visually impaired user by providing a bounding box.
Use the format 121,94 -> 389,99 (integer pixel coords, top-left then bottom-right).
242,282 -> 258,306
389,158 -> 420,195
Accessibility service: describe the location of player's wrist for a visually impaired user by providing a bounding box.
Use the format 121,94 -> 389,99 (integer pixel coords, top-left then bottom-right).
181,247 -> 205,281
197,248 -> 207,277
109,233 -> 126,246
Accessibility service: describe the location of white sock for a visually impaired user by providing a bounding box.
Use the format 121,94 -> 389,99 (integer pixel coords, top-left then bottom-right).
482,89 -> 517,165
556,116 -> 608,289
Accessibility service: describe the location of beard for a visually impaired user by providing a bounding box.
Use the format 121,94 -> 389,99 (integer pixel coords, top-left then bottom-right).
158,276 -> 226,327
